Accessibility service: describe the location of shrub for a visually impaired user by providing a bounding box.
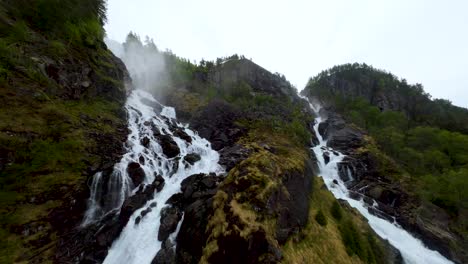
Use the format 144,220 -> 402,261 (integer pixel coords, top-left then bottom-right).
315,210 -> 327,226
48,40 -> 68,57
331,200 -> 343,220
7,21 -> 31,43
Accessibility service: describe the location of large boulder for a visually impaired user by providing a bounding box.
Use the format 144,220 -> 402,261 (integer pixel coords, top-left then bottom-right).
219,144 -> 251,171
152,239 -> 176,264
158,207 -> 182,241
272,158 -> 315,244
157,134 -> 180,158
126,162 -> 146,187
183,153 -> 201,165
172,128 -> 192,144
318,111 -> 364,153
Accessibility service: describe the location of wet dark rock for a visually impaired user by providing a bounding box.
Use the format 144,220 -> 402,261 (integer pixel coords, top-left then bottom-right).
165,193 -> 184,208
152,246 -> 175,264
318,111 -> 364,153
140,136 -> 151,148
272,158 -> 315,244
172,128 -> 192,144
170,159 -> 179,176
367,206 -> 395,223
183,153 -> 201,165
150,202 -> 157,208
363,196 -> 374,206
348,190 -> 363,201
139,155 -> 145,165
201,177 -> 217,189
397,203 -> 464,263
157,134 -> 180,158
190,100 -> 244,151
127,162 -> 146,187
208,229 -> 280,264
120,184 -> 156,224
154,238 -> 177,264
141,207 -> 152,218
154,174 -> 165,192
219,144 -> 251,171
332,179 -> 339,185
175,198 -> 214,264
158,207 -> 182,241
323,152 -> 330,164
135,216 -> 141,225
166,173 -> 222,263
180,173 -> 221,202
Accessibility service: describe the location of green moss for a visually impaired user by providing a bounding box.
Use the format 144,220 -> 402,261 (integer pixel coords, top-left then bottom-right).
47,40 -> 68,58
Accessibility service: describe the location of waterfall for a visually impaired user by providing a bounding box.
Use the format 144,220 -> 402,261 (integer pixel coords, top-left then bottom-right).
80,39 -> 224,263
302,96 -> 453,264
103,90 -> 223,264
83,88 -> 223,263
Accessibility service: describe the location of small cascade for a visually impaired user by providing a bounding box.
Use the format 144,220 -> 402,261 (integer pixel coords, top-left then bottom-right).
346,166 -> 354,182
302,96 -> 453,264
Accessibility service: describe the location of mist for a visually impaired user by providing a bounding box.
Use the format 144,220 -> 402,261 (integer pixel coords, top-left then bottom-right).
105,34 -> 169,99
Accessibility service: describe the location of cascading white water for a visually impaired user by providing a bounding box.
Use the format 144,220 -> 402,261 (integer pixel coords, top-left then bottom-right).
303,97 -> 453,264
102,89 -> 223,264
80,39 -> 224,263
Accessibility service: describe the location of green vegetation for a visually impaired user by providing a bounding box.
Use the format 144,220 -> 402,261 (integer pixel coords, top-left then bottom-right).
315,210 -> 327,226
0,1 -> 127,262
3,0 -> 106,44
331,200 -> 343,221
282,177 -> 387,264
306,63 -> 468,238
308,63 -> 468,133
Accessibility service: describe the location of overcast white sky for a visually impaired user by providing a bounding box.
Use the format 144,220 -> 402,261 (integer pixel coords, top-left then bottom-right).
105,0 -> 468,108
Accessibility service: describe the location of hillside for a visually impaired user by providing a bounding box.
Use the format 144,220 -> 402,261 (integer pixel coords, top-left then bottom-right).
0,1 -> 129,262
302,63 -> 468,263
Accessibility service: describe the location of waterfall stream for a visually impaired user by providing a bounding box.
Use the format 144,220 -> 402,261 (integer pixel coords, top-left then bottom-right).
84,89 -> 223,264
81,39 -> 224,263
303,97 -> 453,264
103,90 -> 223,263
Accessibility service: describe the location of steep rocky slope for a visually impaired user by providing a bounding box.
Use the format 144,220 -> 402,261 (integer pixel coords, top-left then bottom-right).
302,64 -> 468,263
0,2 -> 130,262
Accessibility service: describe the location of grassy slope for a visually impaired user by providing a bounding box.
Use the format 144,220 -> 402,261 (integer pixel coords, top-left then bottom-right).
282,177 -> 387,264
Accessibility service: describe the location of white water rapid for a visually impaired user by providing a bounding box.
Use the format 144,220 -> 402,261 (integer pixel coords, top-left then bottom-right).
303,98 -> 453,264
103,90 -> 223,264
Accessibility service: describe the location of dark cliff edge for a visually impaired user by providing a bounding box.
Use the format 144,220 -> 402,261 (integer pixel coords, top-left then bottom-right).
302,63 -> 468,264
0,2 -> 131,263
